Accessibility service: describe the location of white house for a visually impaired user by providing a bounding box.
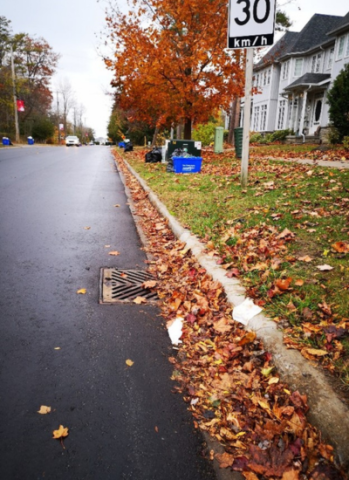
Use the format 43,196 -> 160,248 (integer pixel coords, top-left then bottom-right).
250,12 -> 349,141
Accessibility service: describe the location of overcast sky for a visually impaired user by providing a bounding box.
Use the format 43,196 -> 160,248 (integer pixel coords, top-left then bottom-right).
2,0 -> 348,138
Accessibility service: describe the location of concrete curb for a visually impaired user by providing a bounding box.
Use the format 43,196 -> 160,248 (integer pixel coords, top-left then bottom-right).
118,155 -> 349,472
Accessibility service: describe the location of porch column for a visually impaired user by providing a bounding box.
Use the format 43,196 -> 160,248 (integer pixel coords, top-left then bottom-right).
289,93 -> 296,131
299,89 -> 308,135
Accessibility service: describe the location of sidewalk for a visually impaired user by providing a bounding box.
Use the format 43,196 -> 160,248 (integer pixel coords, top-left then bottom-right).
115,150 -> 349,476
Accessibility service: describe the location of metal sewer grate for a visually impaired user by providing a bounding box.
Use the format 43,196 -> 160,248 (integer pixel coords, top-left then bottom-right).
99,268 -> 158,304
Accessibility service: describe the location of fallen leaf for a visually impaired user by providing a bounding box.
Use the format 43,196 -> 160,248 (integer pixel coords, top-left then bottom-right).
126,359 -> 134,367
295,279 -> 304,286
316,264 -> 334,271
37,405 -> 51,414
52,425 -> 69,439
239,331 -> 256,346
54,347 -> 61,350
109,251 -> 120,256
114,204 -> 120,207
213,317 -> 232,333
154,426 -> 159,433
215,452 -> 234,468
331,241 -> 349,253
76,288 -> 87,294
243,472 -> 259,480
276,277 -> 292,291
268,377 -> 280,385
133,296 -> 147,304
142,280 -> 157,289
303,348 -> 328,357
277,228 -> 294,239
84,226 -> 91,230
104,244 -> 111,248
298,255 -> 313,262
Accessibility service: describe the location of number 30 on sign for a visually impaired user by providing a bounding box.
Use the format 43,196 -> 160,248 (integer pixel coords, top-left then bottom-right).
228,0 -> 276,49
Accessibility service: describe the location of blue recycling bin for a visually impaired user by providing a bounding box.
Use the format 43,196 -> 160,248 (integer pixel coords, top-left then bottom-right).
2,137 -> 10,146
118,141 -> 125,148
27,137 -> 34,145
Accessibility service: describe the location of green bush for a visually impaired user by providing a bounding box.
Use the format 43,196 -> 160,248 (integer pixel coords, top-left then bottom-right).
327,63 -> 349,142
343,136 -> 349,151
192,122 -> 226,146
32,117 -> 55,142
328,127 -> 341,145
250,133 -> 263,143
270,129 -> 292,141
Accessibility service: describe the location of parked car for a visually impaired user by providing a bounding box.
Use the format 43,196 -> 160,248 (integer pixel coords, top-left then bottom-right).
65,135 -> 81,147
88,141 -> 94,145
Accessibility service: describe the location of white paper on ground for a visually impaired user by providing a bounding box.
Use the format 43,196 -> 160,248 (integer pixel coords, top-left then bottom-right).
232,298 -> 263,325
168,317 -> 184,345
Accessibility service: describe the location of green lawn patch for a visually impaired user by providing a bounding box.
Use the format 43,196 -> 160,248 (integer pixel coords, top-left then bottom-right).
123,148 -> 349,387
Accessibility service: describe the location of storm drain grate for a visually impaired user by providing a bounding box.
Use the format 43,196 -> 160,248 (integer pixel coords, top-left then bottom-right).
99,268 -> 158,304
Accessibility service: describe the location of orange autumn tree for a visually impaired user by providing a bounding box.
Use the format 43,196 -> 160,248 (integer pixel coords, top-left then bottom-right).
104,0 -> 245,139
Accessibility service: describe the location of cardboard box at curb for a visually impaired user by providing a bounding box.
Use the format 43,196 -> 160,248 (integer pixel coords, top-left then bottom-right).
117,154 -> 349,472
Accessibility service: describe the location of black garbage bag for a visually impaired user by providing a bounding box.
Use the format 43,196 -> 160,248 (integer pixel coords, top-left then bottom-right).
124,142 -> 133,152
145,147 -> 162,163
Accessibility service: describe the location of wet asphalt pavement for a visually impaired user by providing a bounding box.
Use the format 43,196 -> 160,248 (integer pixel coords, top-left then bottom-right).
0,146 -> 216,480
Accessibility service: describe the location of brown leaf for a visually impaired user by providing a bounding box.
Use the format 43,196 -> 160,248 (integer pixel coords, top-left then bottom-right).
213,317 -> 232,333
331,241 -> 349,253
282,469 -> 300,480
275,277 -> 292,291
238,331 -> 256,346
215,452 -> 234,469
295,279 -> 304,286
277,228 -> 295,240
298,255 -> 313,262
109,251 -> 120,256
142,280 -> 157,289
133,296 -> 147,304
125,359 -> 134,366
303,348 -> 328,357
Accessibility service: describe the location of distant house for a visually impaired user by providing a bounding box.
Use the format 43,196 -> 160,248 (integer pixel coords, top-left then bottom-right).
249,12 -> 349,141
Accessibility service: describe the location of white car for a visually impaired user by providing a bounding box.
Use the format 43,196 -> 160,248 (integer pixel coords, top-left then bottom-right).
65,135 -> 81,147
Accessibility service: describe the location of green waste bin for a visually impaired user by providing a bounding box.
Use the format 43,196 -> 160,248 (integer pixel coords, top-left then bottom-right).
234,127 -> 243,158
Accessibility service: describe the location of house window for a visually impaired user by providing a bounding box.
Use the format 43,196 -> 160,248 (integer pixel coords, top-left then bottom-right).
277,100 -> 286,129
294,58 -> 303,77
337,36 -> 345,59
263,70 -> 267,86
327,47 -> 334,69
267,68 -> 271,85
260,105 -> 268,131
253,106 -> 260,131
281,61 -> 289,80
311,54 -> 322,73
346,35 -> 349,57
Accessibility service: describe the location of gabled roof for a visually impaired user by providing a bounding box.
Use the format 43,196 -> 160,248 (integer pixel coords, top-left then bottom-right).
327,11 -> 349,36
255,13 -> 344,70
288,14 -> 342,53
255,31 -> 299,69
284,73 -> 331,90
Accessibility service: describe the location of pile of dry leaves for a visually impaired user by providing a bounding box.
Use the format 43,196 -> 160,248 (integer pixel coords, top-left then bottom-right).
113,151 -> 347,479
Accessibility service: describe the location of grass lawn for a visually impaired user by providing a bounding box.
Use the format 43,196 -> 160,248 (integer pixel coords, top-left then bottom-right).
123,147 -> 349,389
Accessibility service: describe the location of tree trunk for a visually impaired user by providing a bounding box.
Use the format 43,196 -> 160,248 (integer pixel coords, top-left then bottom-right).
152,125 -> 159,146
227,98 -> 241,145
184,118 -> 192,140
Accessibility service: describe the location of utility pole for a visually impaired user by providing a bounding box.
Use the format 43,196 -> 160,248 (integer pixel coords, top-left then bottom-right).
56,93 -> 61,144
10,44 -> 20,143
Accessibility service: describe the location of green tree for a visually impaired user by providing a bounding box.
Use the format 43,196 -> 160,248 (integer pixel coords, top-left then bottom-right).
31,116 -> 55,141
327,63 -> 349,142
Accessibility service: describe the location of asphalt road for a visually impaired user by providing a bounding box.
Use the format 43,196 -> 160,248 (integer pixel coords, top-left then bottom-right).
0,146 -> 216,480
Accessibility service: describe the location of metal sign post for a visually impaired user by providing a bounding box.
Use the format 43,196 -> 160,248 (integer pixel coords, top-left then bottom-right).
228,0 -> 276,187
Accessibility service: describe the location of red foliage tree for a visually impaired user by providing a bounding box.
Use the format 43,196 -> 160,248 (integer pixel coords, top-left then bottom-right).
104,0 -> 246,139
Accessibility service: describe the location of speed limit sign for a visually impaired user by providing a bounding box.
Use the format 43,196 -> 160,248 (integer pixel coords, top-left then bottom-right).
228,0 -> 276,49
